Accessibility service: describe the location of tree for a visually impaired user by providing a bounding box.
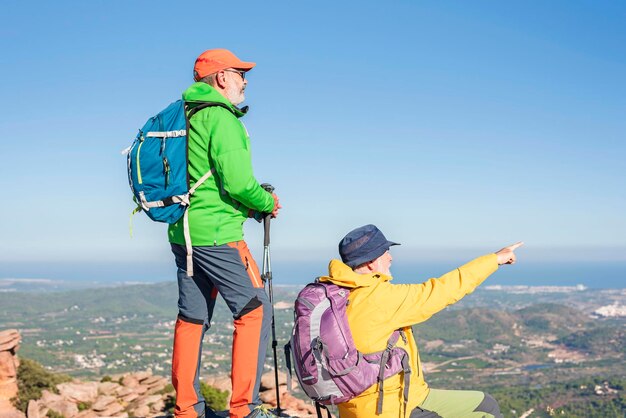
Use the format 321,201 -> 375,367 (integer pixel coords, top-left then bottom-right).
200,381 -> 229,411
12,358 -> 71,413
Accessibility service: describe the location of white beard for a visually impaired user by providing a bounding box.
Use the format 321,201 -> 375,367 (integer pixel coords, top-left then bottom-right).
226,84 -> 245,106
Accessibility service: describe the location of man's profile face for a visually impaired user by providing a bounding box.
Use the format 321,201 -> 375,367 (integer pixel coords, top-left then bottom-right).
370,250 -> 393,276
223,68 -> 247,106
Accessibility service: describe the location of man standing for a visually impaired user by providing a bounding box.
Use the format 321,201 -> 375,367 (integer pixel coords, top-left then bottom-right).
169,49 -> 281,418
319,224 -> 522,418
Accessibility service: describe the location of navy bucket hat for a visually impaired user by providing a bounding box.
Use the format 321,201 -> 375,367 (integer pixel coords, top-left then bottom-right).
338,224 -> 400,268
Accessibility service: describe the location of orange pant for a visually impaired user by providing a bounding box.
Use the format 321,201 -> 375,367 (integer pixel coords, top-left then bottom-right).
171,242 -> 271,418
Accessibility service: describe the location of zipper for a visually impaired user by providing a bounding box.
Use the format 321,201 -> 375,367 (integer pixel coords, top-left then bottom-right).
163,157 -> 170,188
292,331 -> 313,380
416,350 -> 421,377
136,135 -> 145,184
246,258 -> 261,287
127,139 -> 138,196
325,286 -> 351,349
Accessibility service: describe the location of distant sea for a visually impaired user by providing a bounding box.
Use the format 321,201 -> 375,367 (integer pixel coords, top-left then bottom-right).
1,260 -> 625,290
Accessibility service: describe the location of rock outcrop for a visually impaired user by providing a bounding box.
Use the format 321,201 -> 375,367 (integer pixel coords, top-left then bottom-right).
25,369 -> 323,418
26,370 -> 168,418
0,329 -> 25,418
259,371 -> 318,417
205,370 -> 319,417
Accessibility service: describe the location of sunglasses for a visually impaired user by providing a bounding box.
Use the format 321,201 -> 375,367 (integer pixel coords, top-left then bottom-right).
224,69 -> 246,80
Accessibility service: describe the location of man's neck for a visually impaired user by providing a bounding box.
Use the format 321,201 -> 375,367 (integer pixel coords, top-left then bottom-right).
353,266 -> 370,275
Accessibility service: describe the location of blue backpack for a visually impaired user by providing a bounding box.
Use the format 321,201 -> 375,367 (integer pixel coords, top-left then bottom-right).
126,99 -> 234,275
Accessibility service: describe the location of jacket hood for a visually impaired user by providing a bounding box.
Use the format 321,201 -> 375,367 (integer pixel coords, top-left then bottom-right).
318,259 -> 392,288
182,82 -> 246,118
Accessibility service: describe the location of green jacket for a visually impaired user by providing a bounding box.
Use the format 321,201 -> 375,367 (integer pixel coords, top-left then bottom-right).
168,83 -> 274,246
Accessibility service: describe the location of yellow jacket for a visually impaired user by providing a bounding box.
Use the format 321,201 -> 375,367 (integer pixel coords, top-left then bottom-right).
318,254 -> 498,418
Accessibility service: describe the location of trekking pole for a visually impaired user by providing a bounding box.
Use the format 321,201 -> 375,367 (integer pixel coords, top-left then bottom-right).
260,183 -> 282,415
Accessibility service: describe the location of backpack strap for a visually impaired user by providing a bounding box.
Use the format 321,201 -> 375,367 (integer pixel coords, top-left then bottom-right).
284,342 -> 293,392
180,101 -> 236,277
314,402 -> 331,418
400,350 -> 412,417
183,207 -> 194,276
376,331 -> 399,415
181,165 -> 217,277
376,330 -> 412,417
137,191 -> 189,211
145,129 -> 186,138
186,100 -> 236,119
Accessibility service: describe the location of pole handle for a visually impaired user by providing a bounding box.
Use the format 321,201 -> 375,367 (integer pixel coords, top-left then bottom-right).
263,215 -> 271,247
261,183 -> 275,194
260,183 -> 274,247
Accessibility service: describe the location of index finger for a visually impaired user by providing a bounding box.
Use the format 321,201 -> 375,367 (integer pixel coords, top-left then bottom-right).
508,241 -> 524,251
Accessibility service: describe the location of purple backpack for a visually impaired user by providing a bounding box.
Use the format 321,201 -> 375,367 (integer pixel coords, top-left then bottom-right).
285,281 -> 411,415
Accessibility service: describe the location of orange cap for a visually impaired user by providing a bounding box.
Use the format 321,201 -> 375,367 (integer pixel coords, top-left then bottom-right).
193,49 -> 256,81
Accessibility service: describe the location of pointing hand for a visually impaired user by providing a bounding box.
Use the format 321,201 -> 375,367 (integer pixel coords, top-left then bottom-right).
495,242 -> 524,265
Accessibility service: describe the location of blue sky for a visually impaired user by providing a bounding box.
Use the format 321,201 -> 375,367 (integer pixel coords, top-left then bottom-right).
1,1 -> 625,281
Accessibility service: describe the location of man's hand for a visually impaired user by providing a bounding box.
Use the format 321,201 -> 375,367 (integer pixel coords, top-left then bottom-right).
495,242 -> 524,265
271,193 -> 281,218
